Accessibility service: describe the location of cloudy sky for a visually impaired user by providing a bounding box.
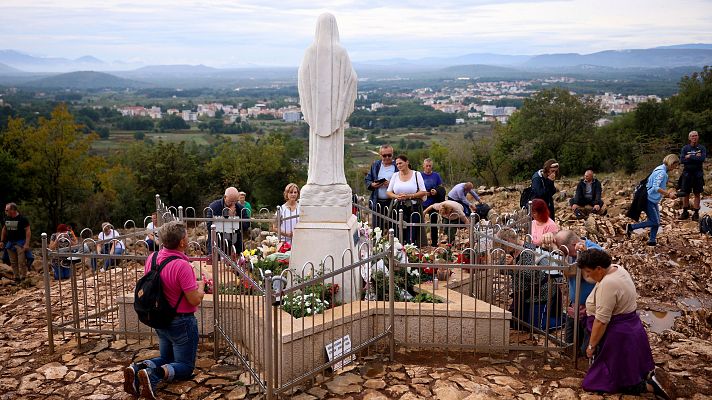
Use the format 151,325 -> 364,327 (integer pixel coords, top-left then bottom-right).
2,0 -> 712,67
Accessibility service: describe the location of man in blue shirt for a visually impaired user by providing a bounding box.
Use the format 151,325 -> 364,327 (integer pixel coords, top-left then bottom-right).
365,145 -> 396,231
447,182 -> 481,217
679,130 -> 706,221
421,158 -> 444,246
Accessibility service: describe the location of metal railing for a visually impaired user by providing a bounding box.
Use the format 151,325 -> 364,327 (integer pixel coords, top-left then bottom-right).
42,194 -> 587,400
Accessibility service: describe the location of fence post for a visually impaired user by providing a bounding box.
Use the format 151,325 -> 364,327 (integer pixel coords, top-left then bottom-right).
573,265 -> 582,367
264,271 -> 274,400
41,233 -> 55,354
211,225 -> 219,360
178,206 -> 184,221
526,200 -> 533,234
276,206 -> 282,243
397,209 -> 404,246
155,194 -> 162,227
388,229 -> 395,361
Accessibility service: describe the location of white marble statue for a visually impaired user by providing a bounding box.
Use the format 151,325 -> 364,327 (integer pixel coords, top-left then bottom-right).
298,13 -> 357,187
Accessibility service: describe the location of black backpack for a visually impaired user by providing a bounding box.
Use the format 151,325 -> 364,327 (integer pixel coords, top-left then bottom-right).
134,252 -> 183,329
626,175 -> 650,222
700,215 -> 712,236
519,186 -> 533,209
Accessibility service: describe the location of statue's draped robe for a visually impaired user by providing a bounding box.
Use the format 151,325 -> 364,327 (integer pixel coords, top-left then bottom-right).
298,13 -> 357,186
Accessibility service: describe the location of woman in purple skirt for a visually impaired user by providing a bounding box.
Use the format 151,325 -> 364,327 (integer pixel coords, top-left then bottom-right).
577,249 -> 675,399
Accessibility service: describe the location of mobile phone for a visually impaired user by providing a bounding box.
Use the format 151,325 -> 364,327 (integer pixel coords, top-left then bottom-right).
376,178 -> 387,184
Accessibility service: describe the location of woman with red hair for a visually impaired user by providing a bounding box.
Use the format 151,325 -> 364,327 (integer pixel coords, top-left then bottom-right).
530,198 -> 559,246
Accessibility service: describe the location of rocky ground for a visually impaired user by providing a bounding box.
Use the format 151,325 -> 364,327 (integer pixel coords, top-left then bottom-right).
1,172 -> 711,399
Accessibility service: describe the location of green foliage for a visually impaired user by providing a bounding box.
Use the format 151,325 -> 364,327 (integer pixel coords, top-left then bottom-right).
281,271 -> 339,318
117,116 -> 154,131
410,292 -> 443,303
205,132 -> 306,208
350,102 -> 456,129
96,126 -> 110,139
2,104 -> 100,233
0,149 -> 24,207
115,141 -> 204,207
495,88 -> 605,179
133,131 -> 145,140
158,114 -> 190,131
595,66 -> 712,173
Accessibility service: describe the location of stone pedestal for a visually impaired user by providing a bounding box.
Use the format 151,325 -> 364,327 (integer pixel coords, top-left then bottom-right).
289,210 -> 360,303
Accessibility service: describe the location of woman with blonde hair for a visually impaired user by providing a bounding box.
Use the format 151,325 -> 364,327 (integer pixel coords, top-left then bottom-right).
276,183 -> 300,244
423,200 -> 469,245
625,154 -> 679,246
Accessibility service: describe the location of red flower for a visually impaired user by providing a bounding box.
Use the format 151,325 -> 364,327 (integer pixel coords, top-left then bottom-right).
278,242 -> 291,253
423,267 -> 434,275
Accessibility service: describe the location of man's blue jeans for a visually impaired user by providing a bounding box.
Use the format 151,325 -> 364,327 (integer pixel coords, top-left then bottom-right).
630,200 -> 660,243
136,315 -> 199,390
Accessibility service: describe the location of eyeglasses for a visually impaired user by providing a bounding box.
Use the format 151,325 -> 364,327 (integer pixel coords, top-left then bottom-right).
381,153 -> 393,158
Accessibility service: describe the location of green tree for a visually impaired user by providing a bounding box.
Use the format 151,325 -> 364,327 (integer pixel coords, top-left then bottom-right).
668,66 -> 712,141
117,141 -> 203,207
205,133 -> 307,207
2,104 -> 100,233
158,115 -> 190,131
495,88 -> 605,179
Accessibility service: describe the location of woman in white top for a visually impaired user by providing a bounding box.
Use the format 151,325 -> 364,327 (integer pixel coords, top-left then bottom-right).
276,183 -> 300,244
386,155 -> 428,246
94,222 -> 125,272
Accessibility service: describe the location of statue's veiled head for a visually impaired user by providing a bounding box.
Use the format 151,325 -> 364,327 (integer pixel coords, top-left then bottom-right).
315,13 -> 340,45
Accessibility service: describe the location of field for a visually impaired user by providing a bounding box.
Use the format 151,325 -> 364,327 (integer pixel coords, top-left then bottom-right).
91,119 -> 495,166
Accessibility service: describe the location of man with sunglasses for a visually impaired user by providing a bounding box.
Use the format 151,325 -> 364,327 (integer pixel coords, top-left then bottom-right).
365,145 -> 396,230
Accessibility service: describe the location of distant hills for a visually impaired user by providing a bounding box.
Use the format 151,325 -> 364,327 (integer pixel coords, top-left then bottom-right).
23,71 -> 150,90
0,44 -> 710,90
0,62 -> 22,74
524,49 -> 712,69
0,50 -> 107,72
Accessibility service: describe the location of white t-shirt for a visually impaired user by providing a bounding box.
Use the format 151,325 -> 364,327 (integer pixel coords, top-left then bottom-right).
278,203 -> 300,244
145,222 -> 155,241
99,229 -> 125,250
387,171 -> 426,195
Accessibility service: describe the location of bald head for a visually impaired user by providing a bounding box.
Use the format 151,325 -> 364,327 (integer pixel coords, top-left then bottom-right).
554,230 -> 580,256
224,187 -> 240,205
584,170 -> 594,182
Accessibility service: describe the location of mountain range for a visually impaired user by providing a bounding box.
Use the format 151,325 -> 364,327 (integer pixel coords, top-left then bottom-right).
0,44 -> 709,89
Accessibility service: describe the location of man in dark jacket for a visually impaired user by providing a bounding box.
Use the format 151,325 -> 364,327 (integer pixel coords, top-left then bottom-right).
570,170 -> 606,218
206,187 -> 249,258
365,145 -> 396,231
679,130 -> 706,221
